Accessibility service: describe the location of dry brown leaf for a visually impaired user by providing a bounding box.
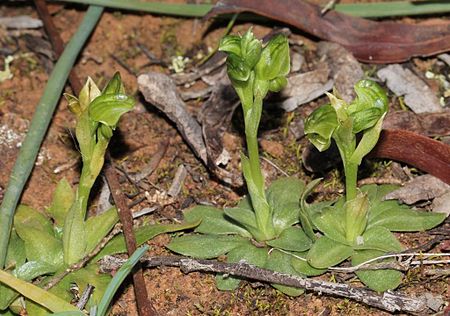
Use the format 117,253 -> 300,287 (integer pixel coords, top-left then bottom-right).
205,0 -> 450,63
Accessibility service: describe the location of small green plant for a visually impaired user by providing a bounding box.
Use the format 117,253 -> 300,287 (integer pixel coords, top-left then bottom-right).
302,80 -> 447,291
167,29 -> 319,296
0,74 -> 197,315
0,245 -> 149,316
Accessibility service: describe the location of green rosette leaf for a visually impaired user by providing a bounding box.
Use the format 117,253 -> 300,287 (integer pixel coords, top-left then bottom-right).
307,236 -> 353,269
167,234 -> 247,259
216,242 -> 268,291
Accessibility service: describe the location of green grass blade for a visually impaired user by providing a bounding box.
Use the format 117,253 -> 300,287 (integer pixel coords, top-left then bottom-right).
0,269 -> 78,313
335,1 -> 450,18
0,5 -> 104,268
96,245 -> 149,316
50,0 -> 450,18
51,0 -> 212,17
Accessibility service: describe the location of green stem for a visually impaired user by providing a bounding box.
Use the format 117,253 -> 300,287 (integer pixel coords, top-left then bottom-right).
0,5 -> 103,268
245,94 -> 265,198
344,162 -> 358,202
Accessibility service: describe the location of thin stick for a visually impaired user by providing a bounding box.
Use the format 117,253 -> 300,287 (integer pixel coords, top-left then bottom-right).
100,255 -> 434,314
277,248 -> 449,273
43,223 -> 123,291
34,0 -> 83,95
104,156 -> 157,316
76,284 -> 95,310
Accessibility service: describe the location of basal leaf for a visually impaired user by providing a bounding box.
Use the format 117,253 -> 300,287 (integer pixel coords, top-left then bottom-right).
265,249 -> 304,296
167,234 -> 247,259
368,204 -> 446,232
352,249 -> 403,292
16,226 -> 63,269
216,242 -> 268,291
307,236 -> 353,269
184,205 -> 251,238
311,205 -> 347,244
300,178 -> 323,240
62,200 -> 87,265
5,229 -> 26,270
355,226 -> 402,252
224,207 -> 260,239
94,221 -> 200,260
266,177 -> 305,234
266,227 -> 311,252
14,207 -> 63,268
89,93 -> 134,127
290,252 -> 326,276
14,205 -> 53,236
85,207 -> 119,254
47,178 -> 74,226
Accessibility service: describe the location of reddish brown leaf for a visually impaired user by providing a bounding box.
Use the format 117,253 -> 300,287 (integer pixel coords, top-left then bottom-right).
205,0 -> 450,63
370,129 -> 450,184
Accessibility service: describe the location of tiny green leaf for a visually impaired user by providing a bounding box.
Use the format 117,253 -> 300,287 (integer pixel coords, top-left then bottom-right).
307,236 -> 353,269
167,234 -> 247,259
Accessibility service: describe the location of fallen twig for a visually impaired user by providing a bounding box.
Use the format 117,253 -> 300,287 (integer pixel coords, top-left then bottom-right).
43,223 -> 123,290
104,156 -> 157,316
99,255 -> 439,313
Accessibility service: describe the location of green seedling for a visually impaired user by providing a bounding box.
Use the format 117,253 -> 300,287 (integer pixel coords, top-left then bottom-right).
302,80 -> 447,291
168,29 -> 318,296
0,74 -> 198,315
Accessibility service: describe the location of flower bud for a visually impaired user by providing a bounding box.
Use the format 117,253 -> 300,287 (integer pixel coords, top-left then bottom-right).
255,34 -> 290,81
304,104 -> 338,152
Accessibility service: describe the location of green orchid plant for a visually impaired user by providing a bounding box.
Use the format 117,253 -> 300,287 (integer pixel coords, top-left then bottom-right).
0,74 -> 197,315
302,80 -> 447,291
168,29 -> 319,296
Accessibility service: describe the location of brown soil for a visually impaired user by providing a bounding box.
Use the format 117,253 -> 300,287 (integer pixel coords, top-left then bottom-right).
0,1 -> 448,315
